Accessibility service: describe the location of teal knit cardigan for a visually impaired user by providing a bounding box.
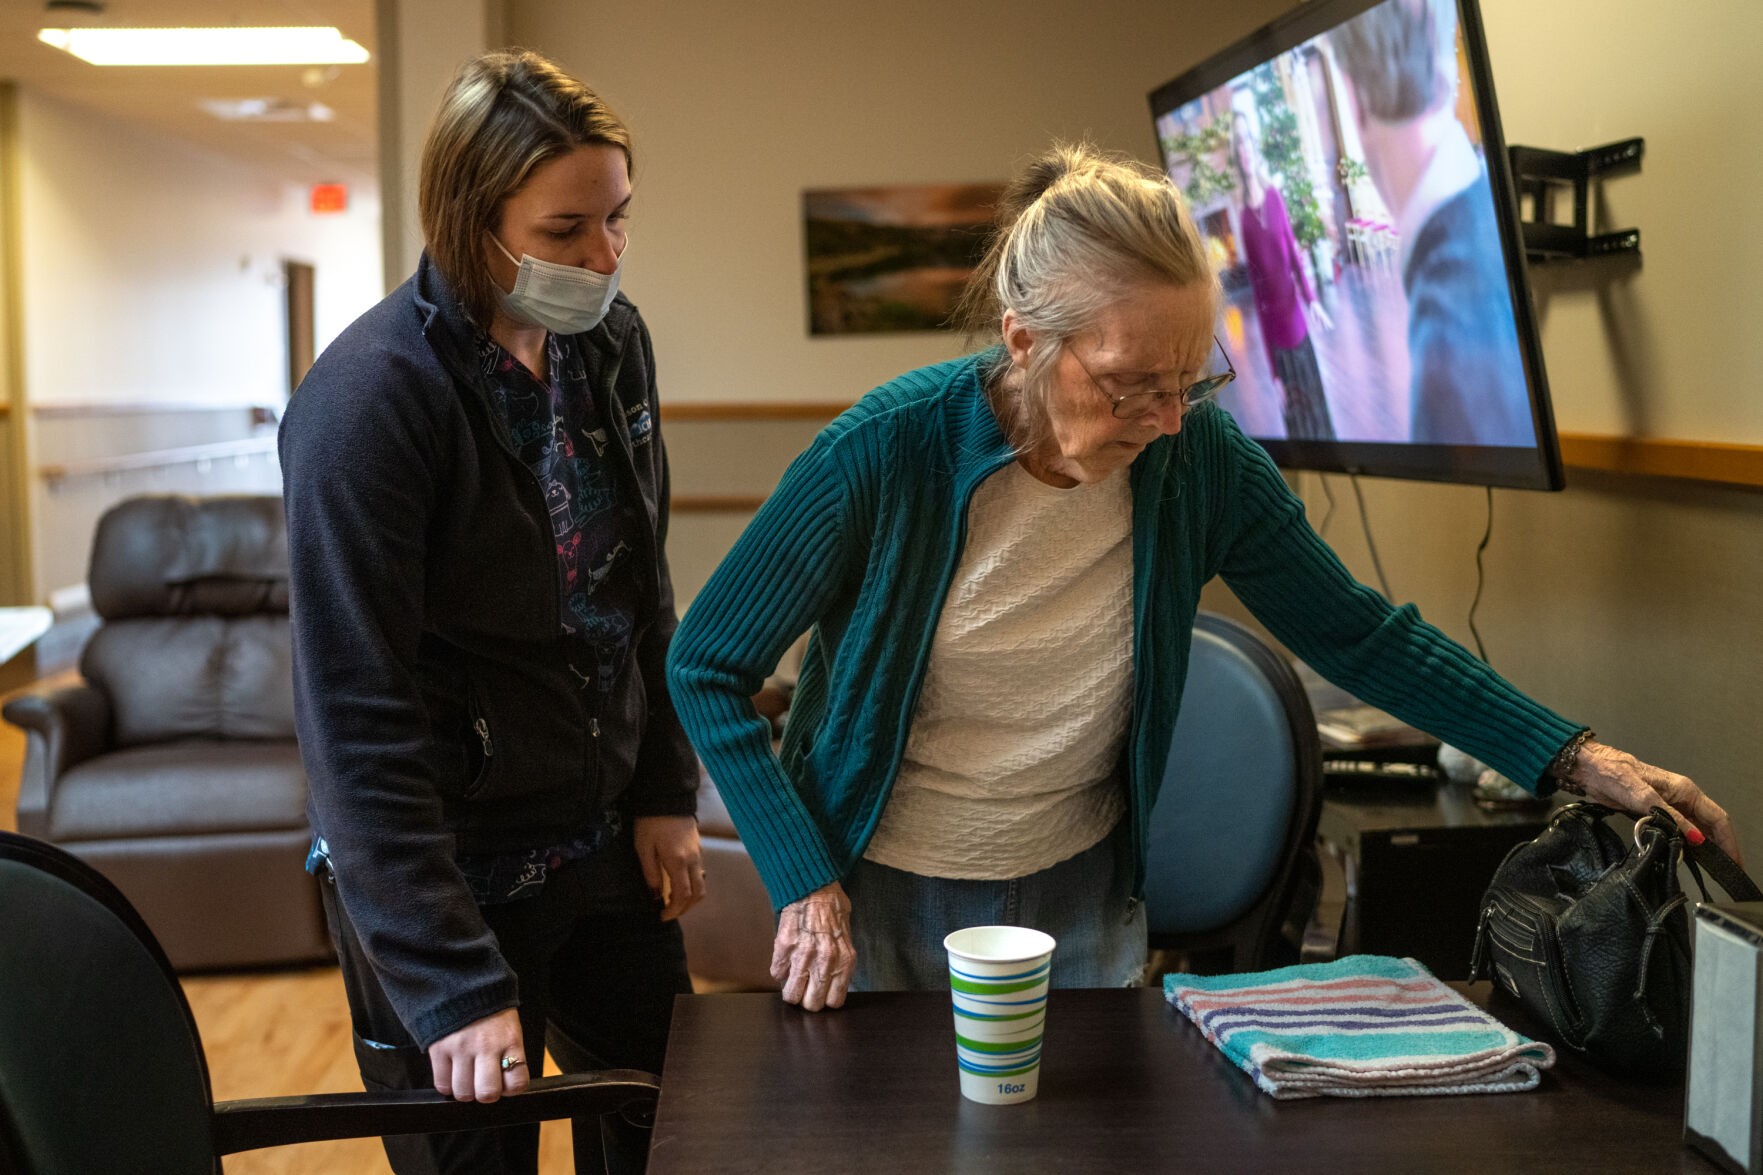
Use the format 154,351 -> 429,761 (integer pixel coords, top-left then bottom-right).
666,352 -> 1579,912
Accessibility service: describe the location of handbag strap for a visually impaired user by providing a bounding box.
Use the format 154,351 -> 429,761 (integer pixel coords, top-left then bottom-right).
1560,801 -> 1762,902
1687,835 -> 1763,903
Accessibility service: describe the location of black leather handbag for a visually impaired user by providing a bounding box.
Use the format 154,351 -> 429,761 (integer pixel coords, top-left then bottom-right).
1471,802 -> 1761,1076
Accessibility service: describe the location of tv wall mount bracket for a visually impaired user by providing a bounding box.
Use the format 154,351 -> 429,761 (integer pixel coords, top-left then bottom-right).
1506,138 -> 1643,264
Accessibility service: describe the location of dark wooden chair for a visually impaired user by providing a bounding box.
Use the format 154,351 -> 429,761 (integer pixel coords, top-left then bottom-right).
0,829 -> 659,1173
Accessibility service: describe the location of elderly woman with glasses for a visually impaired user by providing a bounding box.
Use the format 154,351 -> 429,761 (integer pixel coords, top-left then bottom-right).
666,143 -> 1739,1011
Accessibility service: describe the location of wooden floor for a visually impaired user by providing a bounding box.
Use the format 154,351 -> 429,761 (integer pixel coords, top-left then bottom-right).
1,676 -> 575,1172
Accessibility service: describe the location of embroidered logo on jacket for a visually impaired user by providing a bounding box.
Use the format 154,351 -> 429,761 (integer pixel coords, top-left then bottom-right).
625,404 -> 654,449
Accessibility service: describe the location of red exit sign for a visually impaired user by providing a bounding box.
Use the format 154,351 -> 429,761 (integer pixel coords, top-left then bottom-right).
310,183 -> 348,214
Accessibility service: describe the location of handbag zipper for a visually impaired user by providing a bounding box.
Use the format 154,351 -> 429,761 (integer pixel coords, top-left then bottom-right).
1487,918 -> 1541,960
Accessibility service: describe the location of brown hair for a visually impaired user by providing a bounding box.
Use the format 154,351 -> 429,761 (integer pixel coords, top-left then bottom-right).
1331,0 -> 1459,123
418,49 -> 632,327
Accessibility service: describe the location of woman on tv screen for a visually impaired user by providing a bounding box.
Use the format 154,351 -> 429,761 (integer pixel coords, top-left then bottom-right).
1229,90 -> 1338,442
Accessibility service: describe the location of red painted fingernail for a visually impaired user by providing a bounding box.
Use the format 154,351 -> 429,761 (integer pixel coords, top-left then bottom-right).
1686,827 -> 1706,846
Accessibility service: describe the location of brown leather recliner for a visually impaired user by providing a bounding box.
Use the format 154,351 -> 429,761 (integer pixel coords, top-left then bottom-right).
3,494 -> 330,970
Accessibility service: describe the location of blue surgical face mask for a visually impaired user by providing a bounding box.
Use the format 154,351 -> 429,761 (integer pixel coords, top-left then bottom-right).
490,234 -> 623,334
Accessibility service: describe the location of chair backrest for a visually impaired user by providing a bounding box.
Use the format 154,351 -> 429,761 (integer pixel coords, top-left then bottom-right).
0,830 -> 218,1174
1143,612 -> 1323,972
80,494 -> 294,746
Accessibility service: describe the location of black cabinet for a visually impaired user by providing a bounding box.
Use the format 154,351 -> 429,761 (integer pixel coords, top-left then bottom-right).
1318,784 -> 1554,979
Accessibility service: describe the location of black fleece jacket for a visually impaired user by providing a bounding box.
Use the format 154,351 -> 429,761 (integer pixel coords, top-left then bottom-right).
279,254 -> 697,1048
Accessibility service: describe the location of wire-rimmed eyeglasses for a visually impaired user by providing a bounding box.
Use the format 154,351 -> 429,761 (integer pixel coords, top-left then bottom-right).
1066,335 -> 1236,420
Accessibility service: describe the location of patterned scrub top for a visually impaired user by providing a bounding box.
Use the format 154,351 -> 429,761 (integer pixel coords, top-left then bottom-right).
462,329 -> 650,902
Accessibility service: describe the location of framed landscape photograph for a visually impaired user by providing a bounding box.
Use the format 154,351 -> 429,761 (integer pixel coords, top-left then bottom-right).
803,182 -> 1003,335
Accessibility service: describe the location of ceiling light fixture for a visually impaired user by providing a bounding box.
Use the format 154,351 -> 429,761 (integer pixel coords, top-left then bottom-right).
200,98 -> 337,123
37,26 -> 370,66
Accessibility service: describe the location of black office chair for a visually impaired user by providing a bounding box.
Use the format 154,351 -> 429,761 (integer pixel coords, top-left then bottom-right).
0,829 -> 659,1173
1143,612 -> 1325,975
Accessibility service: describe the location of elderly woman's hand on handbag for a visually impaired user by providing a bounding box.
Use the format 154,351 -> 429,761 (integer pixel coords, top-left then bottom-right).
771,881 -> 856,1011
1559,740 -> 1742,865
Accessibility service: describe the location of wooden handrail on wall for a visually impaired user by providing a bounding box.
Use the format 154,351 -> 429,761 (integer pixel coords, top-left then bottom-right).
38,437 -> 277,487
690,401 -> 1750,517
25,400 -> 1760,503
671,494 -> 770,512
32,400 -> 278,418
660,401 -> 850,422
1555,433 -> 1763,490
663,403 -> 845,513
657,406 -> 1763,493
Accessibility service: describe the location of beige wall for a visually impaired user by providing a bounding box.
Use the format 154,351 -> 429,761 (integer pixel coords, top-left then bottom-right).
12,91 -> 384,601
17,92 -> 384,412
507,0 -> 1293,404
663,414 -> 828,602
1479,0 -> 1763,444
375,0 -> 504,287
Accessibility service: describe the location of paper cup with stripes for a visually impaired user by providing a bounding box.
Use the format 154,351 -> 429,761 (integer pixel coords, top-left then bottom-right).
944,925 -> 1056,1104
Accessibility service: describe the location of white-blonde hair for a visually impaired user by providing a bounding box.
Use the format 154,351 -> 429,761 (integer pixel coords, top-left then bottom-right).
954,143 -> 1218,445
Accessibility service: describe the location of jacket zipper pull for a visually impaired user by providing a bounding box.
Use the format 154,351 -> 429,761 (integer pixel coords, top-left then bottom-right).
474,717 -> 494,758
589,718 -> 601,739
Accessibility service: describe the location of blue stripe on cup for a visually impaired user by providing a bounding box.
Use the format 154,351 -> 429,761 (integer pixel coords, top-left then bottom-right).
952,992 -> 1047,1008
949,961 -> 1052,984
957,1048 -> 1043,1076
953,1006 -> 1045,1023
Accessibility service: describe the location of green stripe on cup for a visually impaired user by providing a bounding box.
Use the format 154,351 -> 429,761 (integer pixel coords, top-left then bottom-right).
953,1007 -> 1043,1023
949,975 -> 1045,995
956,1032 -> 1044,1054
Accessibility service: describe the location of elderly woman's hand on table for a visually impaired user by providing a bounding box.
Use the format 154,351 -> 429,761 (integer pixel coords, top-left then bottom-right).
772,881 -> 856,1010
1560,740 -> 1742,865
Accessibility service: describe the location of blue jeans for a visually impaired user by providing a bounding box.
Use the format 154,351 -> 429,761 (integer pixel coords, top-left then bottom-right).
844,820 -> 1147,991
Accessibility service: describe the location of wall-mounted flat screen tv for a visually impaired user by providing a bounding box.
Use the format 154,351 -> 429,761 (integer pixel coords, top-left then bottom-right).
1150,0 -> 1563,490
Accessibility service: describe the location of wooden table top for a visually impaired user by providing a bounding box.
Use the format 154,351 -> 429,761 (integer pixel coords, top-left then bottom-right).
648,984 -> 1711,1174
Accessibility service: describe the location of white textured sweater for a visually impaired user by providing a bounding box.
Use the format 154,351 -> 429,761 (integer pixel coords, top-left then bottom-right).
862,461 -> 1133,879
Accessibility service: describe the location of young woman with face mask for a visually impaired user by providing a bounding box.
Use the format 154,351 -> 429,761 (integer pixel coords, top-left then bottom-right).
279,50 -> 702,1175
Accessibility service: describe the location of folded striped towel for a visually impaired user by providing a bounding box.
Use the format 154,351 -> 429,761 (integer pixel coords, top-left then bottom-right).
1163,954 -> 1555,1099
